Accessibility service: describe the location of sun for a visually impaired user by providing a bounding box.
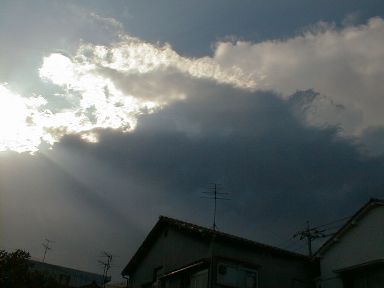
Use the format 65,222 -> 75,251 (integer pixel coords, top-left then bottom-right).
0,84 -> 45,153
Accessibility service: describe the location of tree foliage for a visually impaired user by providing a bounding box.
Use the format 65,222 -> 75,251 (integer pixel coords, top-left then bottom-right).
0,249 -> 63,288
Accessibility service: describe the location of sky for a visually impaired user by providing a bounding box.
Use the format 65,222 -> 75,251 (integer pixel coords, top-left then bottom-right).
1,0 -> 384,281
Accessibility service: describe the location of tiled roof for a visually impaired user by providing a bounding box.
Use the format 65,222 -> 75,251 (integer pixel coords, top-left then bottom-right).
160,216 -> 309,257
122,215 -> 310,276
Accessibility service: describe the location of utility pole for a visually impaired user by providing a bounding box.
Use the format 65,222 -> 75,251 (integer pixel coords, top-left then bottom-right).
98,251 -> 113,288
42,239 -> 54,262
293,221 -> 326,257
201,183 -> 230,231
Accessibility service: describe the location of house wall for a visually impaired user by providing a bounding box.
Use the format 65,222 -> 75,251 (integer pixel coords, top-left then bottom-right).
129,227 -> 211,286
319,206 -> 384,288
129,227 -> 315,288
214,241 -> 314,288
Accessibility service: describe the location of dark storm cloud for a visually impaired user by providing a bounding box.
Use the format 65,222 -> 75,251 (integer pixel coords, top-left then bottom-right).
2,77 -> 384,277
43,81 -> 384,252
360,127 -> 384,156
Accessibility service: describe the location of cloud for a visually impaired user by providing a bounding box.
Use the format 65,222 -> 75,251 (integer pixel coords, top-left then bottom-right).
73,37 -> 255,88
2,14 -> 384,276
34,17 -> 384,141
0,84 -> 49,152
1,34 -> 254,152
2,17 -> 384,155
360,126 -> 384,156
213,17 -> 384,137
5,82 -> 380,272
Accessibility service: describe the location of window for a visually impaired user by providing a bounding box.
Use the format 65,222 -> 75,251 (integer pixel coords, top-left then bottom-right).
190,269 -> 208,288
217,263 -> 258,288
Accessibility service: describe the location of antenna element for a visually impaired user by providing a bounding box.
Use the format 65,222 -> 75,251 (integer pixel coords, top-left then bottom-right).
201,183 -> 230,231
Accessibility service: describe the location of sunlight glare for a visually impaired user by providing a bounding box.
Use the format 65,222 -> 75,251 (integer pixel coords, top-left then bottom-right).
39,53 -> 76,86
0,84 -> 46,153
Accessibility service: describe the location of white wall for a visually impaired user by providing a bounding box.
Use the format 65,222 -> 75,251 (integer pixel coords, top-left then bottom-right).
319,205 -> 384,288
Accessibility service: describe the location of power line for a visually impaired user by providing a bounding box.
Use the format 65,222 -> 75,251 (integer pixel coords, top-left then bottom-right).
291,240 -> 310,253
317,223 -> 344,233
278,236 -> 298,250
293,221 -> 328,257
310,215 -> 352,230
275,214 -> 351,255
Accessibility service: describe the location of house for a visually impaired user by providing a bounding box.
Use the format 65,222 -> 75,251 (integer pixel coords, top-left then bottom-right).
30,259 -> 110,287
122,216 -> 317,288
315,198 -> 384,288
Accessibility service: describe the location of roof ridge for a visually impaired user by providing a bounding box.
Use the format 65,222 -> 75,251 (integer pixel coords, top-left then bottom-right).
159,215 -> 309,259
122,215 -> 311,276
315,198 -> 384,256
30,259 -> 106,277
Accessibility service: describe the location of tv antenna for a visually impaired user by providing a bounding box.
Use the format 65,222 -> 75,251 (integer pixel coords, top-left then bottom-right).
201,183 -> 230,231
42,238 -> 55,262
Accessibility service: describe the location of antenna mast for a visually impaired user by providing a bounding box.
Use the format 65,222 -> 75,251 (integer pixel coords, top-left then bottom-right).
202,183 -> 230,231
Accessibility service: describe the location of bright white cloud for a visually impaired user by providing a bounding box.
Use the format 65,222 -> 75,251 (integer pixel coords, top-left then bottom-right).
39,54 -> 77,87
74,36 -> 255,88
40,52 -> 161,131
0,84 -> 48,153
68,18 -> 384,137
213,17 -> 384,135
26,37 -> 255,152
1,17 -> 383,153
